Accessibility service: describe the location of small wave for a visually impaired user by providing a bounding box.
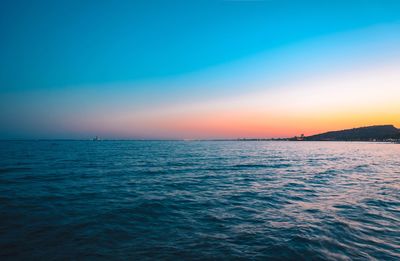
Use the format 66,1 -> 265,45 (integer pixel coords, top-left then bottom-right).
232,163 -> 291,169
0,167 -> 32,174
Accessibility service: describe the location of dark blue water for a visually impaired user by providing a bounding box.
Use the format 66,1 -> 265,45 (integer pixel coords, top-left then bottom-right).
0,141 -> 399,260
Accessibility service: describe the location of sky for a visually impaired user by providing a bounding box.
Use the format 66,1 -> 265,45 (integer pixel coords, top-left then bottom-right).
0,0 -> 400,139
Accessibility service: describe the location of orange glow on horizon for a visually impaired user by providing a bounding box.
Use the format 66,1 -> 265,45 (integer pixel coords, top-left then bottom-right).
63,57 -> 400,139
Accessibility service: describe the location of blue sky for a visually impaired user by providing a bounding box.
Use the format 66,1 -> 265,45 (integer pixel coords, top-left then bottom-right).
1,0 -> 400,138
1,0 -> 399,90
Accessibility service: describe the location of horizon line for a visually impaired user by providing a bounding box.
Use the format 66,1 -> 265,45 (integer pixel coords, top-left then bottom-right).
1,123 -> 397,141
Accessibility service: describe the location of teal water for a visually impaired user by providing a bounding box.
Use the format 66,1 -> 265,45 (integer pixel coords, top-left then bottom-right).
0,141 -> 399,260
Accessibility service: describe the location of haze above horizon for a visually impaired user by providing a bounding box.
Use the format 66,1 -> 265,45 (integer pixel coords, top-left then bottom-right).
1,0 -> 400,139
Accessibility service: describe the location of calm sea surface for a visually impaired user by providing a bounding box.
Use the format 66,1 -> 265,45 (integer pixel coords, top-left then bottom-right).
0,141 -> 399,260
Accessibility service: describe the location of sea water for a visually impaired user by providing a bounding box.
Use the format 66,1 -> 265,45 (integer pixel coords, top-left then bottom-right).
0,141 -> 399,260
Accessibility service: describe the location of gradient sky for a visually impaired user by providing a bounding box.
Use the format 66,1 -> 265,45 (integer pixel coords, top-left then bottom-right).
1,0 -> 400,139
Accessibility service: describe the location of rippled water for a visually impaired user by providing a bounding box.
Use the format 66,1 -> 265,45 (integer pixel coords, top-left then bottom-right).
0,141 -> 399,260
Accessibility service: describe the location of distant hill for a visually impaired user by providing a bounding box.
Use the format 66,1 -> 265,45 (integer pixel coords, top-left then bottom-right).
304,125 -> 400,141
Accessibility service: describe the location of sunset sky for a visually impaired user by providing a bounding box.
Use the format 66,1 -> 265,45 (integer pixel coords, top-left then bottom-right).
1,0 -> 400,139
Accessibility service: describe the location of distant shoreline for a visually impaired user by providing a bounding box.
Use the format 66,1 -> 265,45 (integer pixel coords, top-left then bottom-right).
1,124 -> 399,143
0,139 -> 398,143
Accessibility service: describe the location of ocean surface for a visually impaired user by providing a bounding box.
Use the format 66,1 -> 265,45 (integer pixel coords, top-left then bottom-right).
0,141 -> 399,260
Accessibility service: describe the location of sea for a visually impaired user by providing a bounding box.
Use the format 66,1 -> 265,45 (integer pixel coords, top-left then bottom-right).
0,140 -> 399,260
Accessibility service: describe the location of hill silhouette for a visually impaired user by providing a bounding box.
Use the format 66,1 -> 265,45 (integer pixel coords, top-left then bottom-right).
304,125 -> 400,141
